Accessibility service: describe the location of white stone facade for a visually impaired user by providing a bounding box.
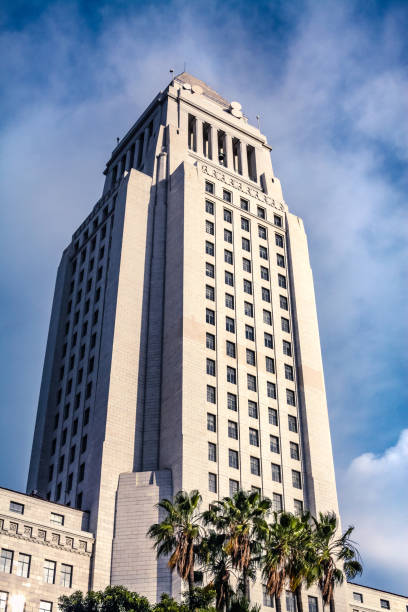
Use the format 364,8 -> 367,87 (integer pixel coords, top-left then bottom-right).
22,73 -> 405,610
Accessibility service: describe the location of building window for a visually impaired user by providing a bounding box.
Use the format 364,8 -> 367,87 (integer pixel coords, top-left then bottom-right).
380,601 -> 390,610
205,181 -> 214,194
247,374 -> 257,392
203,123 -> 212,159
248,400 -> 258,419
292,470 -> 302,489
229,479 -> 239,496
272,463 -> 282,483
206,333 -> 215,350
267,382 -> 276,399
209,473 -> 217,493
207,413 -> 216,432
223,189 -> 232,203
260,266 -> 269,280
242,237 -> 251,252
266,357 -> 275,373
206,241 -> 214,256
226,317 -> 235,333
245,325 -> 254,341
281,317 -> 290,333
264,333 -> 273,349
241,217 -> 250,231
246,349 -> 256,366
0,592 -> 8,612
50,512 -> 64,525
229,449 -> 239,469
272,493 -> 283,512
208,442 -> 217,462
227,366 -> 236,384
280,295 -> 288,310
278,274 -> 287,288
225,271 -> 234,286
39,602 -> 53,612
286,592 -> 296,612
270,435 -> 280,453
207,359 -> 216,376
188,114 -> 197,151
16,553 -> 30,578
206,285 -> 215,301
206,262 -> 215,278
353,594 -> 363,603
263,310 -> 272,326
227,393 -> 237,411
224,229 -> 233,244
288,415 -> 298,433
277,254 -> 285,268
240,198 -> 249,211
290,442 -> 300,460
260,245 -> 268,260
274,214 -> 282,227
206,309 -> 215,325
228,421 -> 238,439
242,278 -> 254,296
9,501 -> 24,515
269,408 -> 278,426
207,386 -> 216,404
294,499 -> 304,516
262,287 -> 271,302
225,249 -> 233,264
285,364 -> 294,381
60,564 -> 73,588
206,220 -> 214,235
275,233 -> 284,248
250,456 -> 260,475
58,455 -> 65,473
43,559 -> 56,584
226,341 -> 236,358
81,435 -> 87,453
283,340 -> 292,356
244,302 -> 253,317
243,258 -> 251,273
263,586 -> 274,608
249,428 -> 259,447
205,200 -> 214,214
286,389 -> 296,406
224,209 -> 232,223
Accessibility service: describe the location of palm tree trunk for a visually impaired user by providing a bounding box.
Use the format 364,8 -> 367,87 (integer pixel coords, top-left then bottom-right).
295,587 -> 303,612
329,596 -> 335,612
187,565 -> 195,601
275,595 -> 283,612
242,569 -> 249,600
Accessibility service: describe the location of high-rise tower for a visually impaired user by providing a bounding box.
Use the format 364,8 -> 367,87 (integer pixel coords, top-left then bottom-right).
27,73 -> 342,607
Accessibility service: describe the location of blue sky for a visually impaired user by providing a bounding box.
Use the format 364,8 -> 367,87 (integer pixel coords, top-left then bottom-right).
1,0 -> 407,594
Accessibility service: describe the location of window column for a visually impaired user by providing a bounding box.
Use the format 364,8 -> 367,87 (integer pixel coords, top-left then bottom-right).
225,133 -> 234,171
195,118 -> 203,157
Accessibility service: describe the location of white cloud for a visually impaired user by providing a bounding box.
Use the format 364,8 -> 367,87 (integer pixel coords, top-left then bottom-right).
340,430 -> 408,592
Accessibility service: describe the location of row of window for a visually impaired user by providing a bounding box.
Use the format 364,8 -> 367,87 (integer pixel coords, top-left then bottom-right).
207,408 -> 297,431
208,476 -> 302,511
262,590 -> 319,612
205,182 -> 283,231
208,422 -> 299,456
9,502 -> 64,525
206,310 -> 291,350
352,592 -> 396,610
206,352 -> 293,380
0,594 -> 55,612
0,549 -> 72,587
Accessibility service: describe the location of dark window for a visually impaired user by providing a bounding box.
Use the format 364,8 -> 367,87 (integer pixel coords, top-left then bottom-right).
286,389 -> 296,406
288,415 -> 298,433
250,456 -> 260,475
206,309 -> 215,325
277,254 -> 285,268
240,198 -> 249,211
79,463 -> 85,482
267,382 -> 276,399
292,470 -> 302,489
266,357 -> 275,373
242,237 -> 251,252
229,479 -> 239,496
206,285 -> 215,301
282,317 -> 290,332
223,189 -> 232,203
283,340 -> 292,356
209,473 -> 217,492
205,200 -> 214,214
260,266 -> 269,280
229,449 -> 239,469
226,317 -> 235,333
208,442 -> 217,462
257,206 -> 265,219
207,359 -> 216,376
207,413 -> 216,432
241,217 -> 250,231
225,271 -> 234,286
206,262 -> 215,278
264,332 -> 273,349
225,293 -> 234,309
206,220 -> 214,235
243,258 -> 251,272
245,325 -> 254,341
272,463 -> 282,482
0,549 -> 13,573
9,501 -> 24,515
380,601 -> 390,610
228,393 -> 237,411
207,385 -> 216,404
248,400 -> 258,419
260,245 -> 268,260
246,349 -> 256,366
262,287 -> 270,302
263,310 -> 272,325
270,435 -> 280,453
275,233 -> 284,248
274,214 -> 282,227
206,333 -> 215,350
226,341 -> 236,358
224,229 -> 233,243
249,428 -> 259,447
273,493 -> 282,512
224,249 -> 233,264
205,181 -> 214,194
228,420 -> 238,439
269,408 -> 278,426
224,208 -> 232,223
247,374 -> 257,392
84,407 -> 90,425
290,442 -> 300,460
285,364 -> 294,381
206,241 -> 214,256
258,225 -> 267,239
244,301 -> 253,317
227,366 -> 236,384
243,279 -> 252,294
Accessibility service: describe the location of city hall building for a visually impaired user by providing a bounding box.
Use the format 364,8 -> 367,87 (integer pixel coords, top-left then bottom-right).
1,74 -> 406,612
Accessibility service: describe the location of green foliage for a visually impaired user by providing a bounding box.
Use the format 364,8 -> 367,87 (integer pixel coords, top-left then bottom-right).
59,586 -> 150,612
183,586 -> 216,611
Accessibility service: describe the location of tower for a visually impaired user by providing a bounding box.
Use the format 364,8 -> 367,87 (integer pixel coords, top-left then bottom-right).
27,73 -> 343,608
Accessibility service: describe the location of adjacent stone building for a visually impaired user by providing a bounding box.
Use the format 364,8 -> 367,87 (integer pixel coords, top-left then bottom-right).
0,487 -> 93,612
0,73 -> 404,611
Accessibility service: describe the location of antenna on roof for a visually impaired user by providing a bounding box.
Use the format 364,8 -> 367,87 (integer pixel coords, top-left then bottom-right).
256,115 -> 261,131
169,68 -> 174,85
116,137 -> 120,144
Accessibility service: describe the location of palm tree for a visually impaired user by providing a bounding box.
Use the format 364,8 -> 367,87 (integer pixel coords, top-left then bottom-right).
285,512 -> 313,612
310,513 -> 362,612
147,490 -> 203,599
198,530 -> 235,611
202,490 -> 271,601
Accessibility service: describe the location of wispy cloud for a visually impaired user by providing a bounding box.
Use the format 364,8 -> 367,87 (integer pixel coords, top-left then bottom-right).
0,0 -> 407,592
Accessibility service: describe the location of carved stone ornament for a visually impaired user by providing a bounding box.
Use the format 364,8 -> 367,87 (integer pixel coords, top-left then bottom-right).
52,533 -> 60,544
66,537 -> 74,547
201,164 -> 285,212
9,522 -> 18,532
38,529 -> 46,539
79,540 -> 87,551
24,526 -> 32,537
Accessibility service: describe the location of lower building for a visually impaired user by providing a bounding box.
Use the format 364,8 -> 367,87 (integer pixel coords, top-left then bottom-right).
0,488 -> 93,612
347,584 -> 408,612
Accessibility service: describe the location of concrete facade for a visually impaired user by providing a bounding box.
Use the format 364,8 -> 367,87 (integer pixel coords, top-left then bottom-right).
0,487 -> 93,612
21,73 -> 405,610
347,584 -> 407,612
